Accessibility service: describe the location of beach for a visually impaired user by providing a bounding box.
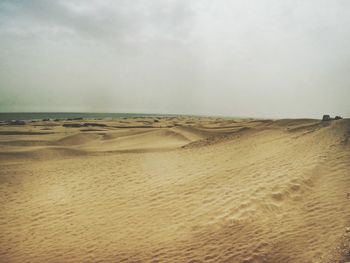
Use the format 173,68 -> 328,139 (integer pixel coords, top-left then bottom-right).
0,116 -> 349,262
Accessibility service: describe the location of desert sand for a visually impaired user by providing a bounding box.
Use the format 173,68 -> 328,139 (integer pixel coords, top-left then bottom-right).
0,117 -> 349,263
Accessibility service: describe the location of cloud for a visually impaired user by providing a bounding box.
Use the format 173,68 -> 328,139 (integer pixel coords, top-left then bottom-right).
0,0 -> 194,47
0,0 -> 349,117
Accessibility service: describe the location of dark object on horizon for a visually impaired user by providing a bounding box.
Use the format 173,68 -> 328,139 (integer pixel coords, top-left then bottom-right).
63,123 -> 107,128
335,116 -> 343,120
42,118 -> 50,121
322,115 -> 331,121
8,120 -> 26,125
67,118 -> 83,121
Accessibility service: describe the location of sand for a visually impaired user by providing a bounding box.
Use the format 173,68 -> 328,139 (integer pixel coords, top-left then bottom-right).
0,117 -> 349,262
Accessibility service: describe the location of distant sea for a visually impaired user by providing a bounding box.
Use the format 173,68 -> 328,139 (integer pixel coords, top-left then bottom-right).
0,112 -> 176,121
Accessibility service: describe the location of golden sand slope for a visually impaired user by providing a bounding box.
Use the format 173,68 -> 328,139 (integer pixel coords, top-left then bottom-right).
0,117 -> 349,263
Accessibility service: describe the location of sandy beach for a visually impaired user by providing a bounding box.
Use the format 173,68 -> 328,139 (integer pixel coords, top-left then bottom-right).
0,117 -> 349,262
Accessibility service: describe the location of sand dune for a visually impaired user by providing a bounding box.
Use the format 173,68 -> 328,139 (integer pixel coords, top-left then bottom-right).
53,133 -> 103,146
0,117 -> 349,262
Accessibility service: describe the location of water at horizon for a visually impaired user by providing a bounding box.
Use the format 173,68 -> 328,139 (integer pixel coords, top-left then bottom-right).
0,112 -> 178,121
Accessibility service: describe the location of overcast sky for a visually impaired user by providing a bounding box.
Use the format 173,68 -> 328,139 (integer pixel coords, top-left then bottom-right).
0,0 -> 349,118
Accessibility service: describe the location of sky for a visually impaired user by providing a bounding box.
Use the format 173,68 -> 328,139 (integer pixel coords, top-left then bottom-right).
0,0 -> 349,118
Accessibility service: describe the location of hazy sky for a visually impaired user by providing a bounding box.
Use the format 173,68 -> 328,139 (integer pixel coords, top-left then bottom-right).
0,0 -> 349,118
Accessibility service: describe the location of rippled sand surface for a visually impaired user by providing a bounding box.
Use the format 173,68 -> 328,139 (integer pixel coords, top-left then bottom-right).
1,117 -> 349,262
